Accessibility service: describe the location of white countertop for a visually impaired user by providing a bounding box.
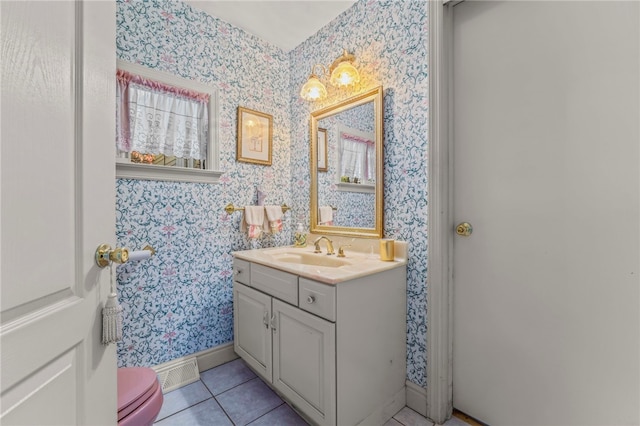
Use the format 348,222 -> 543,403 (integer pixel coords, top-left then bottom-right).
233,240 -> 407,285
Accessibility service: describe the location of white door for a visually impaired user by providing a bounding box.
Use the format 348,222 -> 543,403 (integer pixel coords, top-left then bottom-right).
272,299 -> 335,426
233,283 -> 273,382
452,2 -> 639,425
1,1 -> 116,424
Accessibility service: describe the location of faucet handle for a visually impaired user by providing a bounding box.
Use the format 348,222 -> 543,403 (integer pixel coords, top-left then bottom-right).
337,244 -> 351,258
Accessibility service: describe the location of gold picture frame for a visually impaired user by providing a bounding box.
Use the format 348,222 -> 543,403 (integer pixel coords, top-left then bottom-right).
317,128 -> 328,172
237,107 -> 273,166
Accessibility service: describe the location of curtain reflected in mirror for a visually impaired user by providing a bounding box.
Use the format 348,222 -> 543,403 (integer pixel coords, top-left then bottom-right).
338,125 -> 375,184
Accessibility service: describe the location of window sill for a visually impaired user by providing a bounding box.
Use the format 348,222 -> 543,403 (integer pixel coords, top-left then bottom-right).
116,161 -> 223,184
336,182 -> 375,193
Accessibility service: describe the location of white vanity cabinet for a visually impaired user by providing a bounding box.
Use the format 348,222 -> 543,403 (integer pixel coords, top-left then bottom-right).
271,298 -> 336,424
233,281 -> 273,380
232,256 -> 407,426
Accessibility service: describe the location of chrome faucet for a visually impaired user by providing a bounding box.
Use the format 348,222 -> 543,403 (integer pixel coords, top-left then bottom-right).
313,236 -> 335,255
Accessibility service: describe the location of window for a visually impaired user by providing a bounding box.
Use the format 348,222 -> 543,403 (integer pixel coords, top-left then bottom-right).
115,60 -> 221,183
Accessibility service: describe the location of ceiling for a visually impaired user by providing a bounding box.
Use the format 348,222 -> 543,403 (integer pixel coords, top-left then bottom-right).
184,1 -> 357,52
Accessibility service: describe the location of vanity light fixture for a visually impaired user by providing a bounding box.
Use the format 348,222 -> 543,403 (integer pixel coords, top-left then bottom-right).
300,49 -> 361,101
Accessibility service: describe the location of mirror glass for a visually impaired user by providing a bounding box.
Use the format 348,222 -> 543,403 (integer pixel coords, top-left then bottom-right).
310,86 -> 383,238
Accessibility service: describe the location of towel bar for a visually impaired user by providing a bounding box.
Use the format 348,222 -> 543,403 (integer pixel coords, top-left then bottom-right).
224,203 -> 291,215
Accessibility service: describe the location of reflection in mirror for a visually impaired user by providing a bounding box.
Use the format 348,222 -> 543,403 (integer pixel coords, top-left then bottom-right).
318,128 -> 328,172
310,86 -> 383,238
317,116 -> 375,228
339,129 -> 375,183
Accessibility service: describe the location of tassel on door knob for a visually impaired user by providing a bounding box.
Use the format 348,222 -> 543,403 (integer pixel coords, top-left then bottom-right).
95,244 -> 129,268
456,222 -> 473,237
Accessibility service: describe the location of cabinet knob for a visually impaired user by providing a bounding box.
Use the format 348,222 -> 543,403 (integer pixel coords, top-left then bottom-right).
236,268 -> 243,274
307,295 -> 316,304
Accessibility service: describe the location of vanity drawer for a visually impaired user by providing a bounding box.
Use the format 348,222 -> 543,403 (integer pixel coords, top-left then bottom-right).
233,258 -> 251,285
251,264 -> 298,306
298,278 -> 336,322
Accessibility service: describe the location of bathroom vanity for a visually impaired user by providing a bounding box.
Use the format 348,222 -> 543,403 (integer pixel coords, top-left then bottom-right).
232,243 -> 407,426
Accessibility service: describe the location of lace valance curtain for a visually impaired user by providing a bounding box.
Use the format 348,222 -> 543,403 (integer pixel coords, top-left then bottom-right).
339,132 -> 375,181
116,69 -> 209,160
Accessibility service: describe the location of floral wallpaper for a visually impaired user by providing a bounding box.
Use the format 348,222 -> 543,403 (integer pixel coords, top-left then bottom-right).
116,0 -> 429,389
334,192 -> 376,228
115,0 -> 293,367
335,101 -> 376,132
289,0 -> 429,386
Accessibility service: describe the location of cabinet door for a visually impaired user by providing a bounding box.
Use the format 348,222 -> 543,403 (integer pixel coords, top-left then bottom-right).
272,299 -> 336,426
234,282 -> 272,382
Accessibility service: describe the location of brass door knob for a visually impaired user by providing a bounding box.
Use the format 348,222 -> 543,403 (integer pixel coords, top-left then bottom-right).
95,244 -> 130,268
456,222 -> 473,237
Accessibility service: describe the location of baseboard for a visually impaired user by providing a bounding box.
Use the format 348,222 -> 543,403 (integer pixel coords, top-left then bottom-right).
152,342 -> 238,380
357,386 -> 406,425
194,342 -> 238,372
406,380 -> 427,417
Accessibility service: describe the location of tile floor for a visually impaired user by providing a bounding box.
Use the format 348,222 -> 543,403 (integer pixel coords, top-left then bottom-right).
155,358 -> 471,426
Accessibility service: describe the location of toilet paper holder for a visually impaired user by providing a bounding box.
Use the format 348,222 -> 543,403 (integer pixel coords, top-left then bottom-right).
95,244 -> 156,268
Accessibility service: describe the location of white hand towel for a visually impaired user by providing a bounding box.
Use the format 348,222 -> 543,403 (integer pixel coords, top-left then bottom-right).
319,206 -> 334,226
241,206 -> 265,239
264,205 -> 284,234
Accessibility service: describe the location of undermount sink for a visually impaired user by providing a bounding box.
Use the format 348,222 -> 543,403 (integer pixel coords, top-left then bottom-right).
269,251 -> 351,268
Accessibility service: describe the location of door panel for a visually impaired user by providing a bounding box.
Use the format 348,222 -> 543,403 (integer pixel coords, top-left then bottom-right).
1,1 -> 116,423
1,1 -> 77,313
272,299 -> 335,426
233,283 -> 273,381
2,349 -> 77,425
452,2 -> 639,425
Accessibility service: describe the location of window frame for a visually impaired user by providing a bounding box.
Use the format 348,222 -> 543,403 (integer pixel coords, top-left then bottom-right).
115,59 -> 222,183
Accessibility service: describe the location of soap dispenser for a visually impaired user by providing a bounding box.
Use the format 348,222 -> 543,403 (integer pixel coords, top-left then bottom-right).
294,223 -> 307,248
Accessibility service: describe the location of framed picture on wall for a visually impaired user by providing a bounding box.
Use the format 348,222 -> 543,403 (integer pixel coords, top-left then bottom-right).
237,107 -> 272,166
318,127 -> 328,172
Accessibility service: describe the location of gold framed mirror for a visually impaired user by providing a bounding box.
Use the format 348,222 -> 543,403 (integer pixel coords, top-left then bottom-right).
310,86 -> 383,238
